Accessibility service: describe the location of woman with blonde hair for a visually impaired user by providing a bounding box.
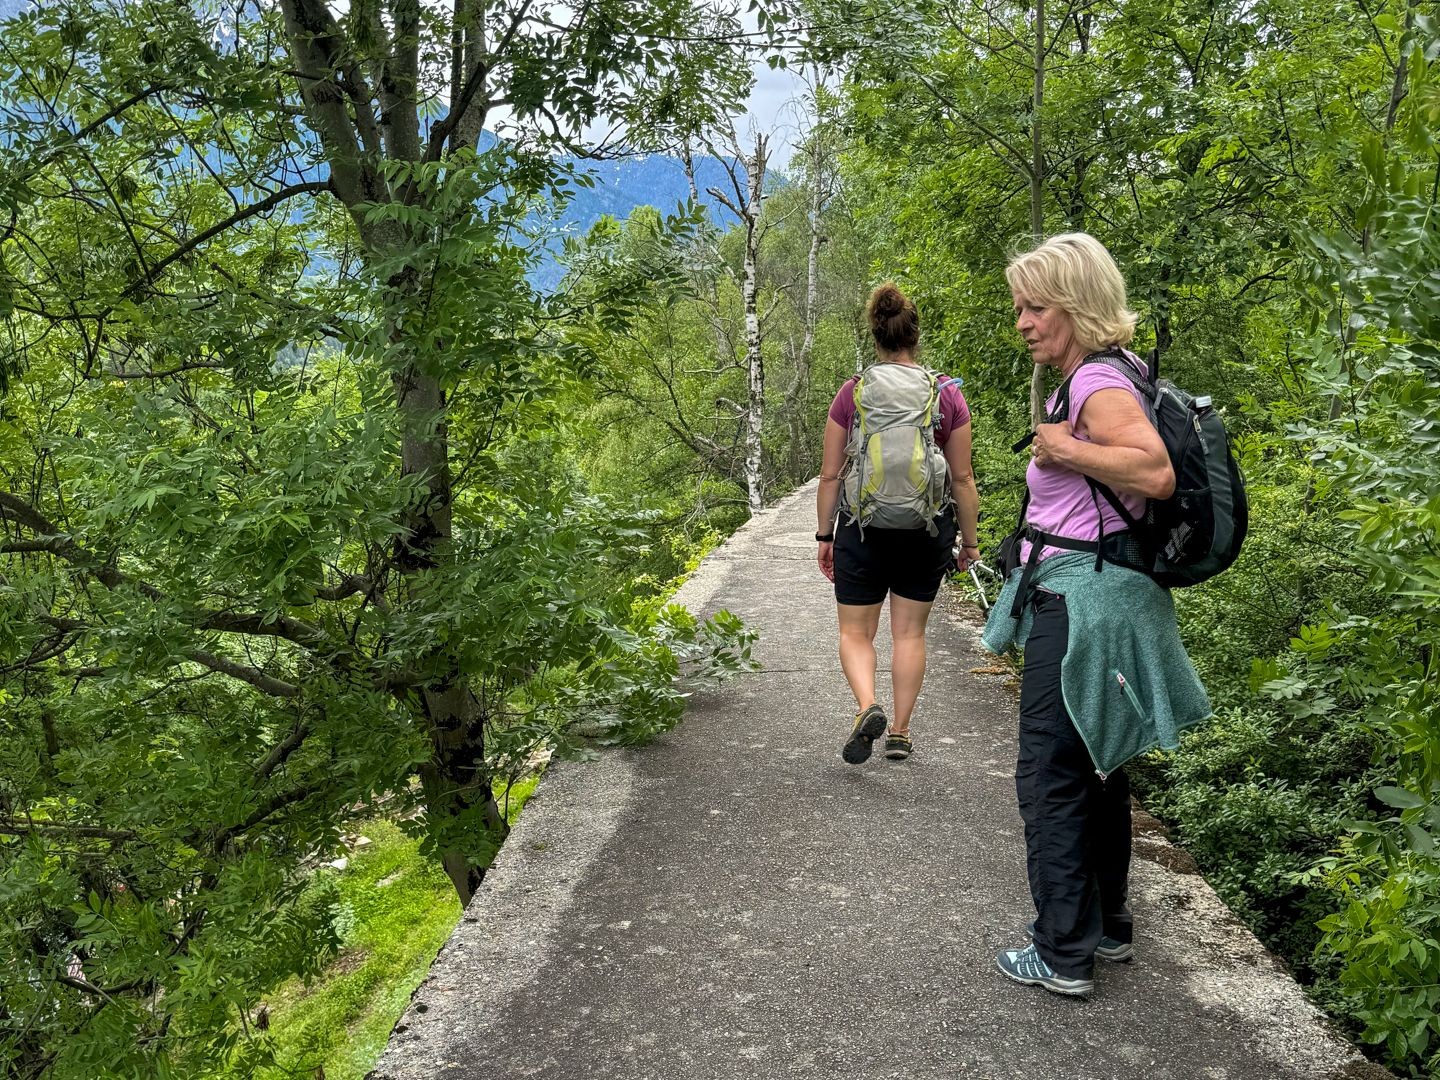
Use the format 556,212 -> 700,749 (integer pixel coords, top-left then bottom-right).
815,283 -> 980,764
983,233 -> 1210,997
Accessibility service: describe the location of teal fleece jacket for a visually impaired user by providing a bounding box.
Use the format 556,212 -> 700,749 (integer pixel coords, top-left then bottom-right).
981,553 -> 1213,775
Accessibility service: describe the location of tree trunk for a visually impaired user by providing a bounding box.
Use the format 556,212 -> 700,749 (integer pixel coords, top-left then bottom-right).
39,706 -> 59,779
278,0 -> 508,903
785,121 -> 829,482
740,135 -> 769,515
682,147 -> 736,386
415,683 -> 508,904
682,141 -> 701,205
1066,13 -> 1091,229
392,355 -> 505,906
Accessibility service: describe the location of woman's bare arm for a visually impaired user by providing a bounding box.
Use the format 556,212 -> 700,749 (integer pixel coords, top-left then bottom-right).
1031,388 -> 1174,499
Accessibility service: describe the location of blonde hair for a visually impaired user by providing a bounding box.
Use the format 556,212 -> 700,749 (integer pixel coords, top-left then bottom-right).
1005,232 -> 1138,351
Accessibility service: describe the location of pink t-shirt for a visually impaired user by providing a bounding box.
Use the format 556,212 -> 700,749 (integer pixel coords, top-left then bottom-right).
1021,356 -> 1148,564
828,371 -> 971,445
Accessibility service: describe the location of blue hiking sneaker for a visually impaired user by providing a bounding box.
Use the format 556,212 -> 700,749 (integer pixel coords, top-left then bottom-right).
1026,920 -> 1134,963
841,704 -> 887,764
996,944 -> 1094,997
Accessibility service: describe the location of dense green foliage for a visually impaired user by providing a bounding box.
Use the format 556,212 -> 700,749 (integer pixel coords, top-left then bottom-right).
252,818 -> 465,1080
234,780 -> 535,1080
0,0 -> 762,1074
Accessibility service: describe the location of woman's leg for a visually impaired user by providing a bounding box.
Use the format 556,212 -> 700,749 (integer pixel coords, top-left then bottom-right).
1094,767 -> 1133,945
836,602 -> 884,711
888,595 -> 935,733
1014,592 -> 1102,981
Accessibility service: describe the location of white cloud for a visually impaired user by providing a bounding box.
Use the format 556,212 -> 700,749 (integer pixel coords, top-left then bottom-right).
739,60 -> 807,172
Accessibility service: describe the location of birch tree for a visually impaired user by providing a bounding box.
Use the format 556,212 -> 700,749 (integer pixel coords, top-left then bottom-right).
706,127 -> 772,513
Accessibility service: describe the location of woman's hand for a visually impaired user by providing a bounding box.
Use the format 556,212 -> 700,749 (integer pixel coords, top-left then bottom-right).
956,543 -> 981,571
1031,420 -> 1074,469
818,540 -> 835,582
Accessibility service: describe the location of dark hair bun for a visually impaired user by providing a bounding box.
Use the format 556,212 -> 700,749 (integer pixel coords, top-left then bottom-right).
871,284 -> 906,318
866,282 -> 920,353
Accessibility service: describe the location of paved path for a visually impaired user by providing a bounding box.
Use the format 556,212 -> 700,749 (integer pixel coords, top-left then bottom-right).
374,483 -> 1388,1080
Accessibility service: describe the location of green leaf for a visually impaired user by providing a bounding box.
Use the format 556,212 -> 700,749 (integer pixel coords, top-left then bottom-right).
1376,785 -> 1425,809
1361,134 -> 1386,184
1403,822 -> 1436,856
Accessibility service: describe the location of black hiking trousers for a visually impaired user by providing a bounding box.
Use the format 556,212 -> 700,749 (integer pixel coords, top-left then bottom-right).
1016,590 -> 1134,981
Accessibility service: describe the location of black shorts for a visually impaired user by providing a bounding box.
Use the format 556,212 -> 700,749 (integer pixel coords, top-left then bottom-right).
833,512 -> 957,606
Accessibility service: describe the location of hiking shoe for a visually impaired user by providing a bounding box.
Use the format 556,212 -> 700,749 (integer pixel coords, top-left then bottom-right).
883,730 -> 912,760
1026,920 -> 1134,963
841,704 -> 887,764
996,944 -> 1094,997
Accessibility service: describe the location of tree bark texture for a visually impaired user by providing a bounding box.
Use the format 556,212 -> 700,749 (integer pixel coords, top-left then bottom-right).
740,134 -> 769,515
1028,0 -> 1048,428
785,121 -> 829,483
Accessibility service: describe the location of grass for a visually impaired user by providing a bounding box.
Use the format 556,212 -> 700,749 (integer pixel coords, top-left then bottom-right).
243,775 -> 540,1080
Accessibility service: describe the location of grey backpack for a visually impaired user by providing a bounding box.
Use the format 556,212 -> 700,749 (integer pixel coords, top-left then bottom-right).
840,364 -> 952,535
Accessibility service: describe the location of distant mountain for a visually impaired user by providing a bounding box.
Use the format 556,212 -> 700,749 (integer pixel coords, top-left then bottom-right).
558,153 -> 740,229
530,152 -> 753,291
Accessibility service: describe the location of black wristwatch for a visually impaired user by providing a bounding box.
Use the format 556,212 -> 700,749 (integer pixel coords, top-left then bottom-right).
815,531 -> 835,542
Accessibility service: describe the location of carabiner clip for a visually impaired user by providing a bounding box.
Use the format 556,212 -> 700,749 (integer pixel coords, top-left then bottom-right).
966,559 -> 1001,612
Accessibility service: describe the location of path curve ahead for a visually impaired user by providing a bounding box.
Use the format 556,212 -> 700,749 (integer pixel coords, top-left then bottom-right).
374,481 -> 1388,1080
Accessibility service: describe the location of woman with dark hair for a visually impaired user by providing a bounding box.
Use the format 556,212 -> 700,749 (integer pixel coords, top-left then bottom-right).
815,283 -> 980,764
983,233 -> 1211,997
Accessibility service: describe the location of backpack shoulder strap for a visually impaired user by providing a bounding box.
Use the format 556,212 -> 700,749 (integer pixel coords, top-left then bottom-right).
849,369 -> 871,434
1012,350 -> 1151,452
930,370 -> 950,430
1067,352 -> 1151,531
1053,350 -> 1152,422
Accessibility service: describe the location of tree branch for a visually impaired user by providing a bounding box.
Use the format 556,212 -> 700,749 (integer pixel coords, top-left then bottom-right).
199,610 -> 334,651
0,490 -> 62,536
1,490 -> 339,656
279,0 -> 386,209
123,181 -> 331,298
1,538 -> 74,555
425,59 -> 490,163
213,781 -> 325,849
98,361 -> 227,380
910,70 -> 1034,178
54,972 -> 148,997
0,820 -> 139,841
190,650 -> 302,698
254,721 -> 312,782
314,574 -> 372,601
13,83 -> 169,184
380,0 -> 423,162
